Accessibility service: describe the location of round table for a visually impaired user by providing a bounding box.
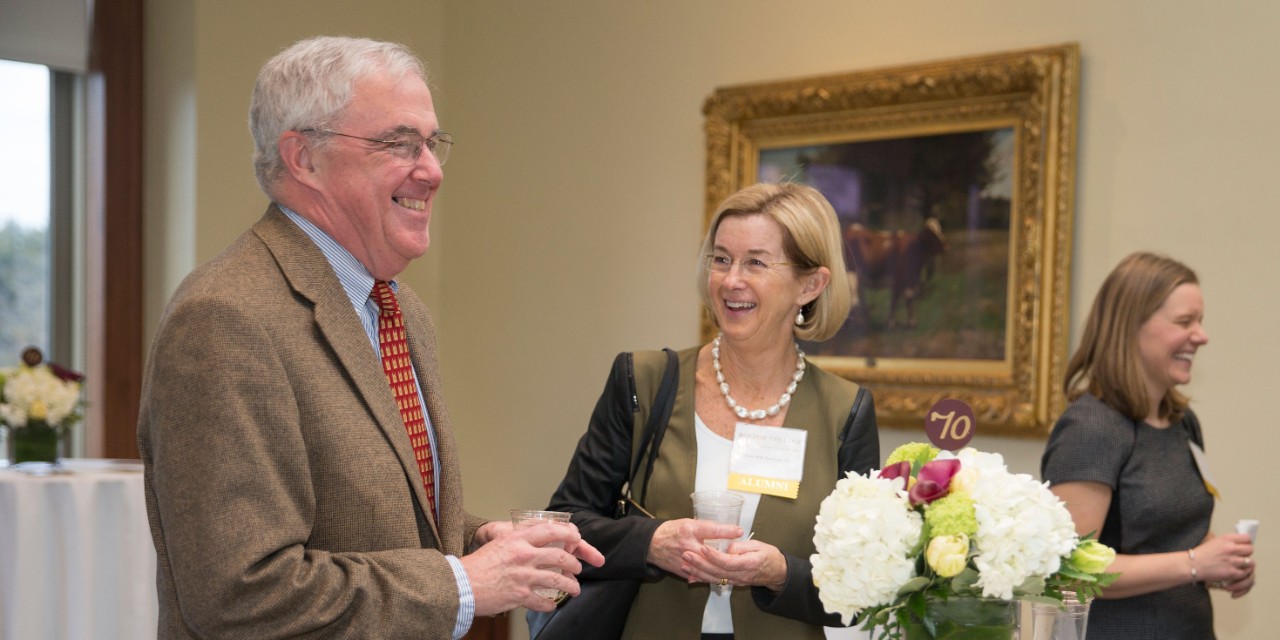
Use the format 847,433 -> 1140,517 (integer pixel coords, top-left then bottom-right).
0,458 -> 157,639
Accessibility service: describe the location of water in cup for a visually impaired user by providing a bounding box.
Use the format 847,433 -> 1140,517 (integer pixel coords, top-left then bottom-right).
690,490 -> 745,594
510,510 -> 572,601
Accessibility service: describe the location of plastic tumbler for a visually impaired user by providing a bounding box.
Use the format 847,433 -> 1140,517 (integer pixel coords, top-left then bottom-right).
1030,591 -> 1090,640
510,509 -> 572,601
690,490 -> 745,595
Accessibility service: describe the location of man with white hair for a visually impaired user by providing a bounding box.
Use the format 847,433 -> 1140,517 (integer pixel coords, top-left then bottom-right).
138,36 -> 602,639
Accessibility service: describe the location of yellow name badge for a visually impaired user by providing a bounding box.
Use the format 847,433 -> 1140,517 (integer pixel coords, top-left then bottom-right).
727,424 -> 807,499
727,473 -> 800,498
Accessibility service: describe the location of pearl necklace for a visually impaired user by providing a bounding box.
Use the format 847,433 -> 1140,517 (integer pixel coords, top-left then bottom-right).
712,334 -> 805,421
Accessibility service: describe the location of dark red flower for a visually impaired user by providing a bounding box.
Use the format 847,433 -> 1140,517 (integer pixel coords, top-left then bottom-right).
878,461 -> 913,490
48,361 -> 85,383
908,458 -> 960,506
878,460 -> 911,482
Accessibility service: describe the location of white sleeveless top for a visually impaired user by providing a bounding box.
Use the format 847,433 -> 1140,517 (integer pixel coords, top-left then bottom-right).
694,413 -> 761,634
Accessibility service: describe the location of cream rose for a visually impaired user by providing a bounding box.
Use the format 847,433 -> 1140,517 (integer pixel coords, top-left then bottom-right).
926,534 -> 970,577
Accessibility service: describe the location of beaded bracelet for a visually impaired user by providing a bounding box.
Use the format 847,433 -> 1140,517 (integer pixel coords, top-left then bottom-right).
1188,548 -> 1198,583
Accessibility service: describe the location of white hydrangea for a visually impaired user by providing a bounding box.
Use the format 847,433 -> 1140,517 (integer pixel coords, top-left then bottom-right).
957,449 -> 1078,599
1,365 -> 82,427
811,471 -> 922,625
0,402 -> 26,427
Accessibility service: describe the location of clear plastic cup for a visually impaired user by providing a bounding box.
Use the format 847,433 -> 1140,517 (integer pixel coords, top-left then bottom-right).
1236,519 -> 1259,544
1029,591 -> 1090,640
510,510 -> 572,601
690,491 -> 744,594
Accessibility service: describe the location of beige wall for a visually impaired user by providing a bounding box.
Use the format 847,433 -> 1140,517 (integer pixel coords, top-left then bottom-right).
146,1 -> 1280,637
144,0 -> 447,324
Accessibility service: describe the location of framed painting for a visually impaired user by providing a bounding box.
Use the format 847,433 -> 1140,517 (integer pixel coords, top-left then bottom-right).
702,44 -> 1080,436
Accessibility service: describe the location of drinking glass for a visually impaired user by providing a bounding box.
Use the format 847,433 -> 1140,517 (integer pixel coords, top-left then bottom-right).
690,491 -> 744,595
510,509 -> 572,601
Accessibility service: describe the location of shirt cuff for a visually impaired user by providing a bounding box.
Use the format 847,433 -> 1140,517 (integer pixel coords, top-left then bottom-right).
446,555 -> 474,640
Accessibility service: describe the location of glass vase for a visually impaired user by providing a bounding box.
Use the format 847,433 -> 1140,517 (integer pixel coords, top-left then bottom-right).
6,421 -> 64,465
904,596 -> 1019,640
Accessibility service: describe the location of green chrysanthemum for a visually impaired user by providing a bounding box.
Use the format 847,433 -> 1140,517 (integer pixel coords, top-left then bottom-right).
925,491 -> 977,538
885,442 -> 940,468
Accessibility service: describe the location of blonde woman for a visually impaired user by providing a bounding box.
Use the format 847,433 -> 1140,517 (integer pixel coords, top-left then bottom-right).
548,183 -> 880,640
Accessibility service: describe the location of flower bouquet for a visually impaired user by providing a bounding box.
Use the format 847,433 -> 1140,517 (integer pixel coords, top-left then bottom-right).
1,348 -> 85,465
811,442 -> 1118,640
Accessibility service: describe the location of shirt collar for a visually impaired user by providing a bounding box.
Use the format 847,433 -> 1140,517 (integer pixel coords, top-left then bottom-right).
278,205 -> 394,311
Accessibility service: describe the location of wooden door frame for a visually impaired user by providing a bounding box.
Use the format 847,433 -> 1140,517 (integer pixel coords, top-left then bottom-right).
86,0 -> 145,459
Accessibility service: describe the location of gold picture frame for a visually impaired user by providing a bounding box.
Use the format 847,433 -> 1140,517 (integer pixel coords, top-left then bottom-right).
702,44 -> 1079,436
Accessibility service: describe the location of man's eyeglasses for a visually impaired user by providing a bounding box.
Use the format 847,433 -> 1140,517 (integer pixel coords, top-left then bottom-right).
302,128 -> 453,166
704,254 -> 802,277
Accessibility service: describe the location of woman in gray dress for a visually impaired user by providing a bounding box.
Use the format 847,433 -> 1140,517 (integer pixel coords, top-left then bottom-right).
1041,252 -> 1255,639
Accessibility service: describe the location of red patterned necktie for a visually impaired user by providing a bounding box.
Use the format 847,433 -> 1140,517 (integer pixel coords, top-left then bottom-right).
371,280 -> 436,523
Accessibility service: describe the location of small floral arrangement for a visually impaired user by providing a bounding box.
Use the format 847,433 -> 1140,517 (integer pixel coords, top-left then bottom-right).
1,347 -> 85,463
811,442 -> 1118,639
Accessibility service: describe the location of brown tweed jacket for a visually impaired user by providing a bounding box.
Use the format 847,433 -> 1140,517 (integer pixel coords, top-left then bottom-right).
137,205 -> 487,639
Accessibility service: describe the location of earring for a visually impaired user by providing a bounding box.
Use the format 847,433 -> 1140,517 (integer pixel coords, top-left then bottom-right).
795,310 -> 804,326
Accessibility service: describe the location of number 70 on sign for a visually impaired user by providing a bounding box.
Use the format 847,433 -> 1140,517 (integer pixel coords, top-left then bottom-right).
925,398 -> 977,451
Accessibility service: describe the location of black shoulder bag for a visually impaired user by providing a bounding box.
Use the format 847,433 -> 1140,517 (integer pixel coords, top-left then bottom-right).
529,348 -> 680,640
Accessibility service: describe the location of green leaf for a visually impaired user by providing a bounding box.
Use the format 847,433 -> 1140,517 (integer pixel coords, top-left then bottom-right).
950,567 -> 980,591
1014,575 -> 1045,595
897,576 -> 932,596
1054,567 -> 1094,581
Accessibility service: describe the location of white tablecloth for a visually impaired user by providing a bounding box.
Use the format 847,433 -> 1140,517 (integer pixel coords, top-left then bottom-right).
0,459 -> 157,640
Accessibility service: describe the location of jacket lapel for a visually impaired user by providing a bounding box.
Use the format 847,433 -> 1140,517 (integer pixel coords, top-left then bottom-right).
253,206 -> 441,545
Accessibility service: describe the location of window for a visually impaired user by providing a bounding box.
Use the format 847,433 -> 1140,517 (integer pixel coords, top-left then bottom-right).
0,60 -> 53,360
2,0 -> 142,459
1,58 -> 85,456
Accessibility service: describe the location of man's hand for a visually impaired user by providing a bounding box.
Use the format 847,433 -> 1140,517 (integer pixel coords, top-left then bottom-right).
472,520 -> 512,547
462,521 -> 604,616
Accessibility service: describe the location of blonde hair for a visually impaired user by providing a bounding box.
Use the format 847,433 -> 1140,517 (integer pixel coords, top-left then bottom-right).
1065,251 -> 1199,423
696,183 -> 851,341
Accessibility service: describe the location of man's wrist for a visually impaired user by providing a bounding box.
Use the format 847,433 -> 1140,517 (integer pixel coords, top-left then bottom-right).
446,555 -> 474,640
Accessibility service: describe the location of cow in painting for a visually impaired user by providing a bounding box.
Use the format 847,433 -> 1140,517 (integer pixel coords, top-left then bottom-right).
843,218 -> 947,329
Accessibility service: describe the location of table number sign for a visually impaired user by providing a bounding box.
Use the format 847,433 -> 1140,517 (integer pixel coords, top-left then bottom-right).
924,398 -> 977,451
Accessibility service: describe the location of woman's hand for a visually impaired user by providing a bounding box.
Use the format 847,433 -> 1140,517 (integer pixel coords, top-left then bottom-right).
1212,570 -> 1256,599
680,539 -> 788,593
1197,532 -> 1255,597
646,518 -> 743,579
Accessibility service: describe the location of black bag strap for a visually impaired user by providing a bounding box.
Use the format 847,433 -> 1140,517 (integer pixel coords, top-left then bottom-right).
623,348 -> 679,513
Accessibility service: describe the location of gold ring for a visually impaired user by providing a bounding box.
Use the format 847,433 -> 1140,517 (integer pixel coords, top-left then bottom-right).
719,578 -> 729,587
1245,557 -> 1253,566
552,590 -> 569,604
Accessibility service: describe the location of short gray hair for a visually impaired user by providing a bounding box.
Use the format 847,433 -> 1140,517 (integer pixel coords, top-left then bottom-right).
249,36 -> 427,197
